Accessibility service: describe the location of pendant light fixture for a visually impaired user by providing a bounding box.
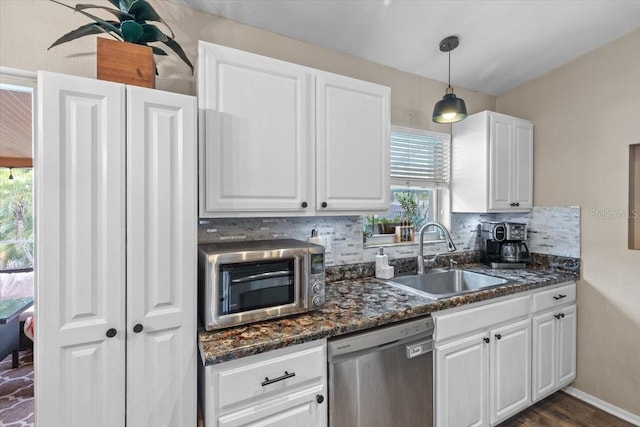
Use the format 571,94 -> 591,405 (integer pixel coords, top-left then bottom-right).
432,35 -> 467,124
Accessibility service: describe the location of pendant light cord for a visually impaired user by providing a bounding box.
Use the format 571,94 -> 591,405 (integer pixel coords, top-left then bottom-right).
448,46 -> 451,88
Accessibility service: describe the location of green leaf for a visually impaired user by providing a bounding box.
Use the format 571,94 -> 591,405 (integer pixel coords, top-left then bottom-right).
151,46 -> 168,55
48,22 -> 118,49
160,38 -> 194,74
127,1 -> 161,22
138,24 -> 168,43
114,0 -> 135,12
121,20 -> 143,43
58,3 -> 124,36
74,4 -> 133,22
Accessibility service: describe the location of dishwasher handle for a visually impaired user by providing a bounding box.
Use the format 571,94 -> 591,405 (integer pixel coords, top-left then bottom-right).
406,338 -> 433,359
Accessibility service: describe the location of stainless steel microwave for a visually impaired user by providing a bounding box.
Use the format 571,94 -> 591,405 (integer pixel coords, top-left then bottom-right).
198,239 -> 325,330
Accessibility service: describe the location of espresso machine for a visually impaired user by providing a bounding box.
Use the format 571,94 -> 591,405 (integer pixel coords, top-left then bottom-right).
481,222 -> 531,268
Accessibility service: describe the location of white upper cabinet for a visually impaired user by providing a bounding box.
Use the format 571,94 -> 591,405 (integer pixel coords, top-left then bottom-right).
451,111 -> 533,213
316,72 -> 390,212
198,42 -> 313,214
198,41 -> 390,217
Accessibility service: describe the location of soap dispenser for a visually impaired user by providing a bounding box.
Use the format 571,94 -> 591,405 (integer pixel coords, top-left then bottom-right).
375,248 -> 394,279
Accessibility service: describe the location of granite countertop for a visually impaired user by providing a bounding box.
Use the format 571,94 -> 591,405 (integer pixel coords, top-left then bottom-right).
198,264 -> 578,366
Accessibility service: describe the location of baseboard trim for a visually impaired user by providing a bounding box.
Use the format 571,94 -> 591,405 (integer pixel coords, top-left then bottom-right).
563,386 -> 640,426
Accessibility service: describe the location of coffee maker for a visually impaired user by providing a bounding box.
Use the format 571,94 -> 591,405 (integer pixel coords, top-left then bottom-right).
481,222 -> 531,268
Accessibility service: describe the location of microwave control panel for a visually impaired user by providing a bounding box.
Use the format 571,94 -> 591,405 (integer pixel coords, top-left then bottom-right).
310,253 -> 325,307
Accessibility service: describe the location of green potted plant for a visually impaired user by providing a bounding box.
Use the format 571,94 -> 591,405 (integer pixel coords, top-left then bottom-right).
396,192 -> 423,229
48,0 -> 193,86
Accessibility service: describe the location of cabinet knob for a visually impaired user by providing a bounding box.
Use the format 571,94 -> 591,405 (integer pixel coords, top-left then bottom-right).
515,202 -> 520,207
483,337 -> 490,343
301,201 -> 308,208
316,394 -> 324,404
133,324 -> 144,333
106,328 -> 117,338
321,202 -> 328,208
560,313 -> 565,318
510,203 -> 516,207
554,314 -> 562,320
495,334 -> 502,340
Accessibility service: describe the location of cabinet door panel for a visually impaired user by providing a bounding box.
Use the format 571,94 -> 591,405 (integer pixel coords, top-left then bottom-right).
558,304 -> 577,387
199,43 -> 313,214
532,312 -> 557,402
218,384 -> 325,427
316,72 -> 389,212
489,115 -> 513,210
36,71 -> 126,427
436,332 -> 488,427
490,319 -> 531,425
512,120 -> 533,208
126,86 -> 197,427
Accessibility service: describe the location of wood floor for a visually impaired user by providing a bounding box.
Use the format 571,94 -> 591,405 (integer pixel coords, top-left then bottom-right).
499,391 -> 636,427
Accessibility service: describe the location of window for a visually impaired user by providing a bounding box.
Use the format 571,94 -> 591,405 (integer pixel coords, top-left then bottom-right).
365,126 -> 450,242
0,168 -> 34,270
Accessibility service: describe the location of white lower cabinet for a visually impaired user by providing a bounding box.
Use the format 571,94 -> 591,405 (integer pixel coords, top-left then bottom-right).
435,331 -> 489,427
433,296 -> 531,427
200,340 -> 327,427
489,319 -> 531,425
433,282 -> 577,427
532,303 -> 577,401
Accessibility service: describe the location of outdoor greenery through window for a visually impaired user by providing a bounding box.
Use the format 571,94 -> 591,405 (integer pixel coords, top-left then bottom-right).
364,126 -> 450,244
0,168 -> 33,270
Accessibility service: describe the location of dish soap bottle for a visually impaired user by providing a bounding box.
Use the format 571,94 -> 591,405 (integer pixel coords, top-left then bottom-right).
375,248 -> 394,279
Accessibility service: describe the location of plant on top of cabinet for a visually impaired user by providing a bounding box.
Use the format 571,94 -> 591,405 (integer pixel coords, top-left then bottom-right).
451,110 -> 533,213
48,0 -> 193,74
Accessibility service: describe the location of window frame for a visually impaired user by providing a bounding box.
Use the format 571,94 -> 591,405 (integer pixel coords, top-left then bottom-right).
389,125 -> 451,227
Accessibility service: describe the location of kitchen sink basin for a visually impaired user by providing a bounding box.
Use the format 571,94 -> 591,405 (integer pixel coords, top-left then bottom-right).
384,269 -> 510,299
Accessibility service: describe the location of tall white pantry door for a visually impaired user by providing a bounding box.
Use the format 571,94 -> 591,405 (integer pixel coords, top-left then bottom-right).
126,86 -> 197,427
36,71 -> 196,427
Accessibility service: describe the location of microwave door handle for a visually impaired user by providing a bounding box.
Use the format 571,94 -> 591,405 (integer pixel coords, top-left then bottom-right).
232,270 -> 290,284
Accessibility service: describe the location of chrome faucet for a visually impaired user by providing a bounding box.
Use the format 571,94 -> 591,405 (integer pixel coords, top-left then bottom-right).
417,222 -> 457,274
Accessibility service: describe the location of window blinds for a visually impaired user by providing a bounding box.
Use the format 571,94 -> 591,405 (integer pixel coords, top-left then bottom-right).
390,126 -> 450,186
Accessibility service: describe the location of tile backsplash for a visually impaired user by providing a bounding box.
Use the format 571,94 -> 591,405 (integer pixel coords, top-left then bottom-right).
197,206 -> 580,266
449,206 -> 581,258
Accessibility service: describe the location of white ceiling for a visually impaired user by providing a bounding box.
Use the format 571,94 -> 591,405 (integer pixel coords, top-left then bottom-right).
172,0 -> 640,96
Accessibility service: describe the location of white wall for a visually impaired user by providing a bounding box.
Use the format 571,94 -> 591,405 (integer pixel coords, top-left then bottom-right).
0,0 -> 495,131
497,28 -> 640,416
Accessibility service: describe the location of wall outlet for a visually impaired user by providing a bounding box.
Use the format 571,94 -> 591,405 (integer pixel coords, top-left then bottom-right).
318,235 -> 332,253
316,227 -> 333,253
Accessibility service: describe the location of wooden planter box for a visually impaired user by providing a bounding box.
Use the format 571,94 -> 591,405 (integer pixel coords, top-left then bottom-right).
97,37 -> 155,88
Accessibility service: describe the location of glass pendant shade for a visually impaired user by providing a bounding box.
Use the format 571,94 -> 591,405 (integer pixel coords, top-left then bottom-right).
432,91 -> 467,123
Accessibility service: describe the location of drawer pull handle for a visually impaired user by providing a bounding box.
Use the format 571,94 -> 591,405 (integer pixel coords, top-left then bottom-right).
262,371 -> 296,387
553,294 -> 567,300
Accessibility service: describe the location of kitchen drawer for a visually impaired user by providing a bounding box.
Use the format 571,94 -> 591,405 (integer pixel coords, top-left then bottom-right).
532,282 -> 576,313
217,342 -> 325,409
434,295 -> 530,342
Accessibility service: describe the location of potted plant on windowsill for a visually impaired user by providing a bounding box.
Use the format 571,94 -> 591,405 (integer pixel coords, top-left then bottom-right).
48,0 -> 193,88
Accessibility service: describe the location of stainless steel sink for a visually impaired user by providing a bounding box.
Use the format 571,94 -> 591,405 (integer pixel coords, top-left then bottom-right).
384,269 -> 510,299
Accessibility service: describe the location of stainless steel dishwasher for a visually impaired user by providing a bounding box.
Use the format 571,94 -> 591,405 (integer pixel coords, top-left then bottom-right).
328,317 -> 434,427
